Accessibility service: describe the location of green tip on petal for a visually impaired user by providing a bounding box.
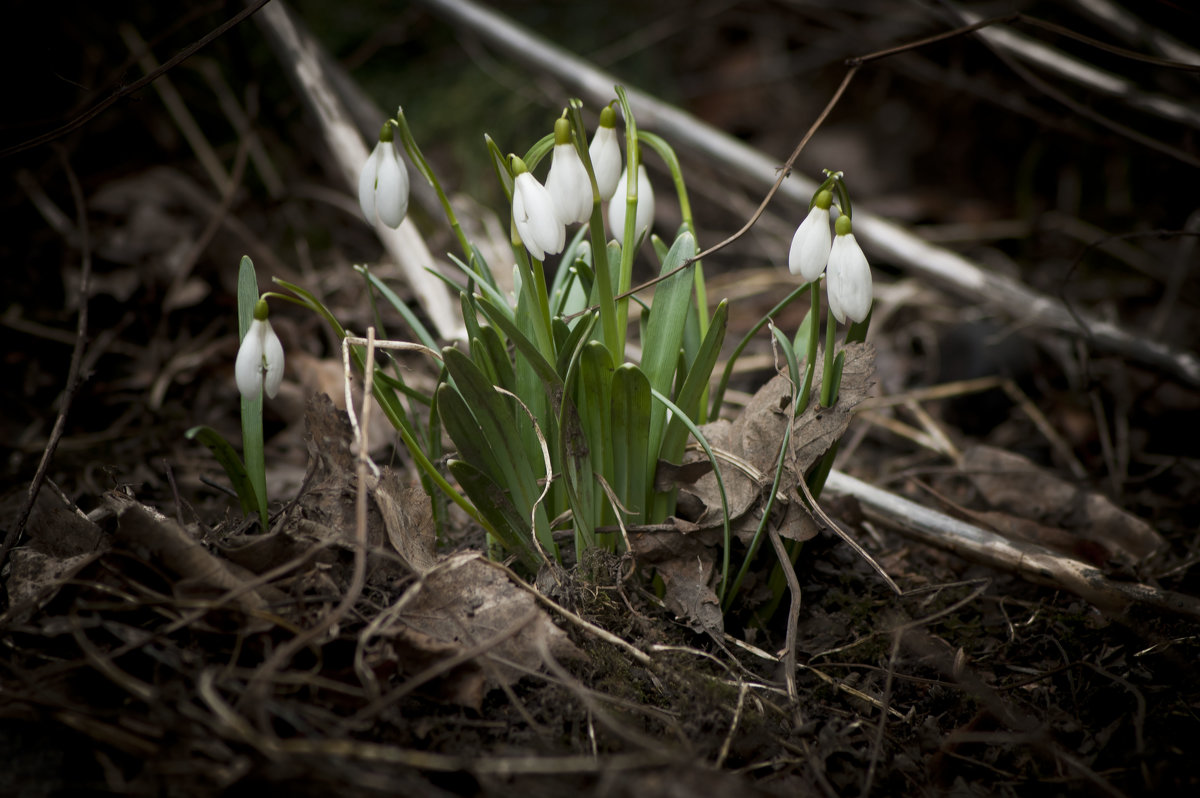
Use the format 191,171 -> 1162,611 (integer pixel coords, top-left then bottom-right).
379,122 -> 394,143
835,214 -> 853,236
599,105 -> 616,128
814,189 -> 833,210
510,155 -> 529,175
253,297 -> 270,321
554,117 -> 572,145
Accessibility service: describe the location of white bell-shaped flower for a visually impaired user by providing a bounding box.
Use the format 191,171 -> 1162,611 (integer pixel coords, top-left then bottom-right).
545,118 -> 592,225
511,156 -> 565,262
608,163 -> 654,244
236,300 -> 285,401
358,123 -> 410,229
788,190 -> 833,281
826,215 -> 873,324
589,105 -> 622,202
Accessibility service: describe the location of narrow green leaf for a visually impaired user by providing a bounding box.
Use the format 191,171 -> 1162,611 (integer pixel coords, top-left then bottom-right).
640,232 -> 696,460
236,256 -> 268,529
611,364 -> 651,523
658,300 -> 727,467
362,269 -> 439,351
185,425 -> 259,517
448,460 -> 542,572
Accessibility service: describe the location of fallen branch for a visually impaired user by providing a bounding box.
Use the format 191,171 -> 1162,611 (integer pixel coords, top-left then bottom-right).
253,1 -> 462,340
823,470 -> 1200,619
416,0 -> 1200,388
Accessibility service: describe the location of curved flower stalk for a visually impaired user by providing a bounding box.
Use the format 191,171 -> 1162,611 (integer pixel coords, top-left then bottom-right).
236,298 -> 285,401
545,117 -> 592,225
358,122 -> 410,229
609,163 -> 655,243
511,155 -> 565,261
589,105 -> 622,202
788,189 -> 833,282
826,214 -> 872,324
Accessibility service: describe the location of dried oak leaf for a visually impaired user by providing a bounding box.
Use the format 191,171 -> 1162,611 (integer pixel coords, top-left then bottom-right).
962,445 -> 1165,564
641,341 -> 875,633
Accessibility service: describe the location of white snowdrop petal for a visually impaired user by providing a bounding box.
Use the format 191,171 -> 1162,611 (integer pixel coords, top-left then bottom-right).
235,320 -> 266,400
261,321 -> 286,399
546,143 -> 592,225
376,143 -> 409,229
788,206 -> 831,281
589,125 -> 622,202
357,144 -> 381,223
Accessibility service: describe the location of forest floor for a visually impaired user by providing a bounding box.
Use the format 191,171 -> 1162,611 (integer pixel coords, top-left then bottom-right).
3,2 -> 1199,796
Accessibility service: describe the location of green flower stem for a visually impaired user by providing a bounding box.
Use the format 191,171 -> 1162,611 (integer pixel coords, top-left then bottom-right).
820,300 -> 838,408
615,86 -> 640,358
237,257 -> 269,530
391,107 -> 471,263
568,100 -> 620,357
638,131 -> 708,344
797,281 -> 820,413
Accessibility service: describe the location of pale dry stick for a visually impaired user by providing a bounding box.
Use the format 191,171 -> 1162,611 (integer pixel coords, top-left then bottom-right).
903,399 -> 960,461
715,681 -> 749,769
858,410 -> 948,457
948,5 -> 1200,130
193,59 -> 286,198
118,24 -> 231,195
767,525 -> 801,704
824,469 -> 1200,619
416,0 -> 1200,387
252,1 -> 463,340
242,329 -> 378,726
1071,0 -> 1200,64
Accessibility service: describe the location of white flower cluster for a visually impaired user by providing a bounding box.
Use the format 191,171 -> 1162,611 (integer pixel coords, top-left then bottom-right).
788,189 -> 872,324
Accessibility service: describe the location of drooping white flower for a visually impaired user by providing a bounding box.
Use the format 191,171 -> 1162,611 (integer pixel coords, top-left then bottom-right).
511,156 -> 565,262
589,105 -> 622,202
358,123 -> 410,229
788,190 -> 833,281
609,163 -> 654,244
545,117 -> 592,225
236,300 -> 285,401
826,215 -> 873,324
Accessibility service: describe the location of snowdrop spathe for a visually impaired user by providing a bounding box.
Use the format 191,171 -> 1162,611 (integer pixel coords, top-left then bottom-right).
788,189 -> 832,282
589,105 -> 622,202
236,299 -> 285,401
609,163 -> 654,244
825,215 -> 872,324
545,117 -> 593,226
511,156 -> 565,262
358,123 -> 410,229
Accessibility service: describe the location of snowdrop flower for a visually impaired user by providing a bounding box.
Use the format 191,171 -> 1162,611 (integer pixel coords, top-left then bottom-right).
589,105 -> 622,202
788,189 -> 832,281
511,156 -> 565,261
545,117 -> 592,225
609,163 -> 654,244
236,299 -> 285,401
358,123 -> 409,229
826,215 -> 872,324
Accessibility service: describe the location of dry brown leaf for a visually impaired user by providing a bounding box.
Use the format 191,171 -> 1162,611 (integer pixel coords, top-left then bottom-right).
962,445 -> 1165,564
372,553 -> 582,707
637,341 -> 875,630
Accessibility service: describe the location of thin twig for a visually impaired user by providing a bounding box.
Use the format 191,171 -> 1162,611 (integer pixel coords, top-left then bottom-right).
0,149 -> 93,577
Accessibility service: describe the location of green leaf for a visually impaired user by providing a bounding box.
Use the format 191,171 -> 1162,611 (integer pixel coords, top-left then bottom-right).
658,300 -> 727,467
361,269 -> 439,351
611,364 -> 651,523
236,256 -> 268,529
640,232 -> 696,462
185,425 -> 259,518
448,460 -> 542,572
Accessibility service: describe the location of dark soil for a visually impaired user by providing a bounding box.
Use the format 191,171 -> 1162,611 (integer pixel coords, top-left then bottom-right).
3,2 -> 1200,796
